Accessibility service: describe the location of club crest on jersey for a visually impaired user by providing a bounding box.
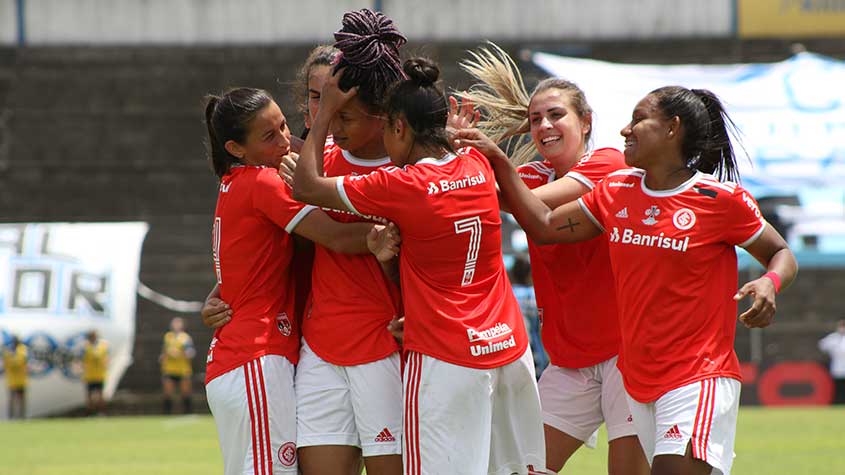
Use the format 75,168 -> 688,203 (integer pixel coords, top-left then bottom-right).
672,208 -> 696,230
642,206 -> 660,225
278,442 -> 297,467
276,312 -> 292,337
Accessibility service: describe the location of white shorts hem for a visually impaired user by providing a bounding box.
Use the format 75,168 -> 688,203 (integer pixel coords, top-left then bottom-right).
543,413 -> 598,449
297,433 -> 359,448
360,441 -> 403,457
606,421 -> 638,442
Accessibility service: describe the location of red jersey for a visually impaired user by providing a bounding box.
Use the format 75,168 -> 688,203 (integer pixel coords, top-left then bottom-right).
337,148 -> 528,369
206,166 -> 315,383
304,145 -> 402,365
579,169 -> 766,402
516,148 -> 625,368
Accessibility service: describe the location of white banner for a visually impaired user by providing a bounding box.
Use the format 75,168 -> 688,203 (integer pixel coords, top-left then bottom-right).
532,51 -> 845,197
0,222 -> 148,418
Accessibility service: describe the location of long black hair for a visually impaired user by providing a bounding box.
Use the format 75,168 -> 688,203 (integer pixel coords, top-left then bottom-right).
332,8 -> 407,111
384,57 -> 452,153
651,86 -> 743,182
204,88 -> 273,179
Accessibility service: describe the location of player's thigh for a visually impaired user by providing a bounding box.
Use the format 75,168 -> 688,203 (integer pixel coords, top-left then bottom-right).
206,355 -> 298,475
404,351 -> 492,475
298,445 -> 362,475
295,341 -> 358,449
346,352 -> 403,459
599,357 -> 638,443
539,363 -> 604,447
489,348 -> 545,475
652,377 -> 740,475
607,435 -> 649,475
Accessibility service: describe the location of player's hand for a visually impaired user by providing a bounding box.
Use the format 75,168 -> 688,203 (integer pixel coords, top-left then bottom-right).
387,315 -> 405,344
320,68 -> 358,115
446,96 -> 481,133
451,128 -> 509,164
368,222 -> 401,262
734,277 -> 777,328
201,297 -> 232,329
278,152 -> 299,186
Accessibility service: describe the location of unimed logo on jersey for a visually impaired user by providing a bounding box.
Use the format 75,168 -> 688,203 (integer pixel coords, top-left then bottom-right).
608,227 -> 690,252
742,192 -> 763,219
427,171 -> 486,195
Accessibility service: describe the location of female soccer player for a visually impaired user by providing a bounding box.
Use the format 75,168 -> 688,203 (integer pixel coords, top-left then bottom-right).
292,10 -> 407,475
160,317 -> 195,414
457,44 -> 648,474
294,56 -> 545,475
454,86 -> 798,475
203,86 -> 396,475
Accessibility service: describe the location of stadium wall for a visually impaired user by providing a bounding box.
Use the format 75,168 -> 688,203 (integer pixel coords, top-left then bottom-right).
2,40 -> 844,399
0,0 -> 734,45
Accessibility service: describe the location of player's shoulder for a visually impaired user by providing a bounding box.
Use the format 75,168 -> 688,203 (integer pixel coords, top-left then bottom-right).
691,173 -> 744,202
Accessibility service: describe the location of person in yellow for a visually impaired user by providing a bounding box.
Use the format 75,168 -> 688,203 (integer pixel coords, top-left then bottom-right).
82,330 -> 109,416
160,317 -> 195,414
3,336 -> 28,419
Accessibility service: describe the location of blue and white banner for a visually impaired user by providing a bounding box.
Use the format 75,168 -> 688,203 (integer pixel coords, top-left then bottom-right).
0,222 -> 148,418
532,51 -> 845,197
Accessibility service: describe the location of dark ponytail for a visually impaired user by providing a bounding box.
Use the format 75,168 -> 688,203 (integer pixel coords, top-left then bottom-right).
651,86 -> 742,182
332,8 -> 407,111
204,88 -> 273,179
384,57 -> 452,153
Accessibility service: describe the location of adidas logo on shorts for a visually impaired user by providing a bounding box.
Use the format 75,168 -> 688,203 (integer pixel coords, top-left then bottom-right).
375,428 -> 396,443
664,424 -> 683,439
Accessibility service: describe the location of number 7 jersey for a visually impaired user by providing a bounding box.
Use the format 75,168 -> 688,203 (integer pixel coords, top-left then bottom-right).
337,148 -> 527,369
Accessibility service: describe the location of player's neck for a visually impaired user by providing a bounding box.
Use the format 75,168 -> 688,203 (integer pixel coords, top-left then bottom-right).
406,144 -> 451,165
347,141 -> 388,161
643,159 -> 696,190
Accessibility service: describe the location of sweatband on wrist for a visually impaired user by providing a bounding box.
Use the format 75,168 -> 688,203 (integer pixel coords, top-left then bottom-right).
762,271 -> 781,293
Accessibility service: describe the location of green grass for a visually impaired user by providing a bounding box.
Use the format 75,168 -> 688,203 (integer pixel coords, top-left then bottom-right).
0,407 -> 843,474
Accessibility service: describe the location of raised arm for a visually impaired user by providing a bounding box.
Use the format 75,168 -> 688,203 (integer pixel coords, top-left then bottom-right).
734,225 -> 798,328
292,69 -> 357,212
454,128 -> 601,244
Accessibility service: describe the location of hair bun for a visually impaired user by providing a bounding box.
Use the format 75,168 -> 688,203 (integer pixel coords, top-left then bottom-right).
334,9 -> 407,68
403,58 -> 439,87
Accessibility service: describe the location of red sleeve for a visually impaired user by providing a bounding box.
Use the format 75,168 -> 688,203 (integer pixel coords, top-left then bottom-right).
253,168 -> 316,233
564,148 -> 627,190
724,185 -> 767,247
516,162 -> 555,190
336,166 -> 405,221
577,183 -> 607,232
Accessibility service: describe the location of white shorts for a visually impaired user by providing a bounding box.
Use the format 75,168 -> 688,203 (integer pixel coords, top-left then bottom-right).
206,355 -> 298,475
627,377 -> 740,475
538,356 -> 636,448
403,349 -> 545,475
295,340 -> 402,457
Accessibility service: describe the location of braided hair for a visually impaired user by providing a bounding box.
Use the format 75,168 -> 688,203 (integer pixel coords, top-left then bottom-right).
333,8 -> 407,110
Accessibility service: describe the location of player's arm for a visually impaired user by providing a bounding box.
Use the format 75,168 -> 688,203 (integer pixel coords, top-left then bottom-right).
292,209 -> 375,254
734,224 -> 798,329
183,336 -> 196,360
454,128 -> 600,244
292,69 -> 356,213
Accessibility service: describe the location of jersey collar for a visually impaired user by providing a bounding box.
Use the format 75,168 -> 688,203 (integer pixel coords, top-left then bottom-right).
640,170 -> 702,197
341,149 -> 392,167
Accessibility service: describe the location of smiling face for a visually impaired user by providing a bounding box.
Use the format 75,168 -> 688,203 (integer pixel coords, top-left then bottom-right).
234,101 -> 291,169
329,96 -> 386,158
528,88 -> 590,173
620,94 -> 673,169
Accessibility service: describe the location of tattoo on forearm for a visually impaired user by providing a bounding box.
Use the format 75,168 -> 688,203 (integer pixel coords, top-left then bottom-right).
556,218 -> 580,233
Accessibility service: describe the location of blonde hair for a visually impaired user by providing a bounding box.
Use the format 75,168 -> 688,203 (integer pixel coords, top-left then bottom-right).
458,42 -> 593,165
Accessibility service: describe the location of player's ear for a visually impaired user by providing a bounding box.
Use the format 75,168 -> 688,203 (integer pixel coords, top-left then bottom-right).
224,140 -> 246,160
